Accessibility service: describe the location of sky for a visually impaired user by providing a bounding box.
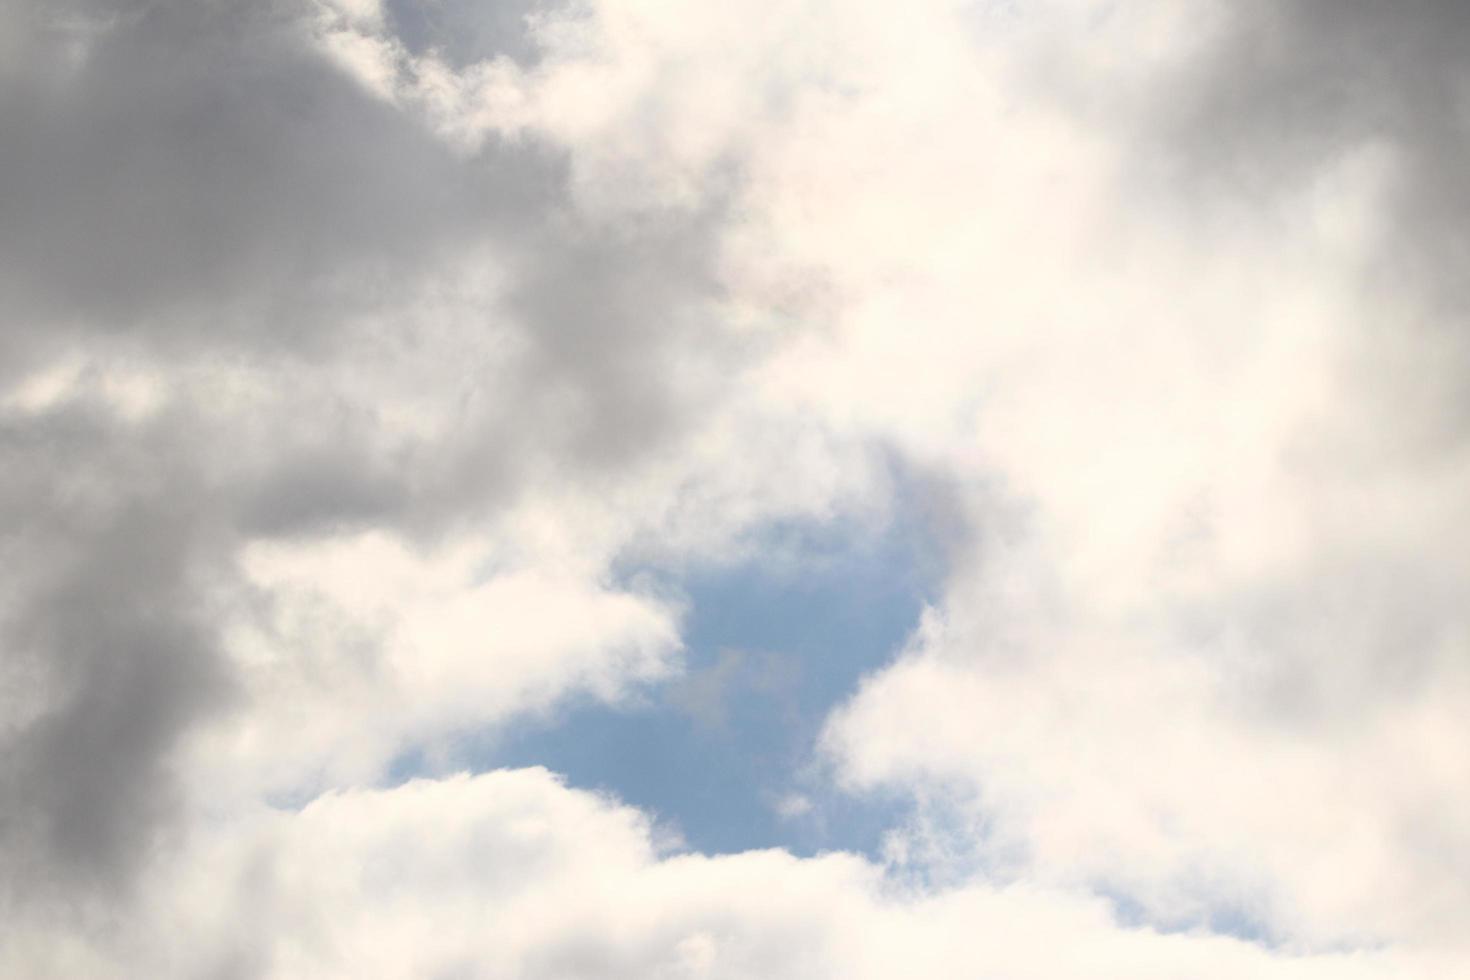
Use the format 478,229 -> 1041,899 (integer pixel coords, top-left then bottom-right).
2,1 -> 1469,977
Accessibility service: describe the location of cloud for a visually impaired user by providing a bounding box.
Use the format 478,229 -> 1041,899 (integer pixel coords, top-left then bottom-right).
2,767 -> 1430,978
196,532 -> 682,796
802,0 -> 1470,954
0,1 -> 484,337
3,0 -> 1469,974
0,0 -> 879,928
0,397 -> 237,905
0,0 -> 763,910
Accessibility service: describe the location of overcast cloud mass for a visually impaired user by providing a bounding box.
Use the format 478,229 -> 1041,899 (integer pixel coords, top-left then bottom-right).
2,0 -> 1469,976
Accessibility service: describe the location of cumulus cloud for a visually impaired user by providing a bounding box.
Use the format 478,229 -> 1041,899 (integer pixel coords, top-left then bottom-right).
4,768 -> 1432,978
3,0 -> 1468,976
812,0 -> 1470,956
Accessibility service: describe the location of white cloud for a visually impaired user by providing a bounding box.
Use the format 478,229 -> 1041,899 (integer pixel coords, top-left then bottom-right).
334,0 -> 1470,954
191,531 -> 682,797
6,768 -> 1428,978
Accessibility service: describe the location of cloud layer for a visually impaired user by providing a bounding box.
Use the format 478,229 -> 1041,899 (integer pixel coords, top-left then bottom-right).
3,0 -> 1468,975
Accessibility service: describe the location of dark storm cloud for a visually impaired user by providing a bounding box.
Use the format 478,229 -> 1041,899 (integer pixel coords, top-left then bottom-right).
0,0 -> 751,921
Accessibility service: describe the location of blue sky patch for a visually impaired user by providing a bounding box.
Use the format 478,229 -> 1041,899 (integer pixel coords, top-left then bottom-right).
452,495 -> 941,857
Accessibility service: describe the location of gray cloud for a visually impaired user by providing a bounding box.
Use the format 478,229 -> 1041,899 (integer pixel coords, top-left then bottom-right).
1140,0 -> 1470,703
0,1 -> 479,336
0,404 -> 234,910
0,0 -> 758,928
1165,2 -> 1470,289
384,0 -> 546,69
